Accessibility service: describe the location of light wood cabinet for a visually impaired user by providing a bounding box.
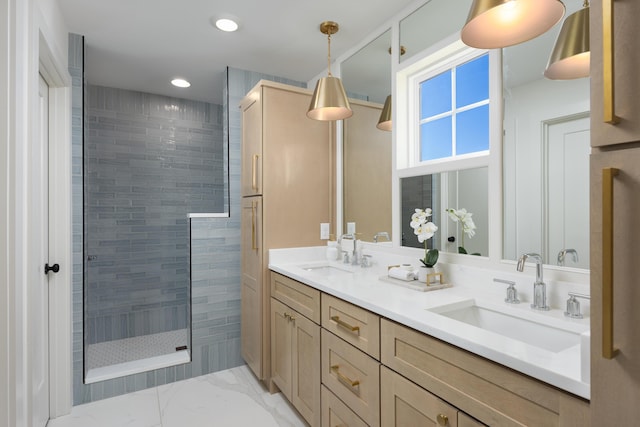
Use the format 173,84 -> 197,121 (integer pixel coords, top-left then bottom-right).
590,0 -> 640,146
380,319 -> 590,427
321,293 -> 380,360
271,297 -> 321,426
241,197 -> 262,376
381,366 -> 460,427
321,385 -> 368,427
321,329 -> 380,427
240,80 -> 334,382
590,148 -> 640,424
270,272 -> 321,426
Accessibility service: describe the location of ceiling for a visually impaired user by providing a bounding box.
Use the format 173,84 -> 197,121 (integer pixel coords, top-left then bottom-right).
58,0 -> 418,105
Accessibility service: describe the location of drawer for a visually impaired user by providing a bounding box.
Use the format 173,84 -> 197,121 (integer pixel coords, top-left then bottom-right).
321,385 -> 368,427
271,272 -> 320,324
321,329 -> 380,427
321,293 -> 380,360
380,366 -> 458,427
380,319 -> 588,427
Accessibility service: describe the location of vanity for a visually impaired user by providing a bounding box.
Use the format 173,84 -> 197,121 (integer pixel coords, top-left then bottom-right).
268,246 -> 590,427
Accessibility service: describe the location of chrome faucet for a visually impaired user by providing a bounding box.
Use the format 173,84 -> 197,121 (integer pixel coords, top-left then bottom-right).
338,233 -> 356,264
557,248 -> 579,266
516,253 -> 550,311
373,232 -> 390,243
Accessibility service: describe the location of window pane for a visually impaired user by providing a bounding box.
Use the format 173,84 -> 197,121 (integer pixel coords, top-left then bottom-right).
456,54 -> 489,108
420,116 -> 452,161
456,105 -> 489,155
420,70 -> 452,118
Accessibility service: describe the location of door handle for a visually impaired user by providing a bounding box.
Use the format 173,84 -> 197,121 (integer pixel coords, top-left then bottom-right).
603,0 -> 620,124
602,167 -> 619,359
44,263 -> 60,274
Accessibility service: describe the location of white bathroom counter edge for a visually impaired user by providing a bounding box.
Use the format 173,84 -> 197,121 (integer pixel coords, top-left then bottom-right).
268,247 -> 590,400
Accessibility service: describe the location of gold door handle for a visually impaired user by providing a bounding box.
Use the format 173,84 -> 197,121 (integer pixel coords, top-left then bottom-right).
603,0 -> 620,124
436,414 -> 449,426
252,154 -> 259,190
603,167 -> 619,359
251,201 -> 258,251
330,316 -> 360,335
330,365 -> 360,388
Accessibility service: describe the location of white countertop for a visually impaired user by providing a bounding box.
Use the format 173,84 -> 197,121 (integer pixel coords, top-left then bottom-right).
268,246 -> 590,400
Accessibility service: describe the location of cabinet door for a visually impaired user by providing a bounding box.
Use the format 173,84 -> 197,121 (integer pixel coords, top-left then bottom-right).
241,197 -> 263,378
591,0 -> 640,146
591,148 -> 640,423
270,298 -> 292,400
291,309 -> 321,427
241,92 -> 262,196
381,366 -> 458,427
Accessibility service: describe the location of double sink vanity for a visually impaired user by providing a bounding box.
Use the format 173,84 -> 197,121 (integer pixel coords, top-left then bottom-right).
268,245 -> 590,426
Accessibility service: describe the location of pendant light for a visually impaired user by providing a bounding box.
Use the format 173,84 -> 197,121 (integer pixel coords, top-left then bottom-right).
376,95 -> 392,131
461,0 -> 566,49
544,1 -> 590,80
307,21 -> 353,121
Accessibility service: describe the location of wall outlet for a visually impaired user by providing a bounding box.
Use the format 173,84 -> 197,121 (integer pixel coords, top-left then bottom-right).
320,223 -> 330,240
347,222 -> 356,234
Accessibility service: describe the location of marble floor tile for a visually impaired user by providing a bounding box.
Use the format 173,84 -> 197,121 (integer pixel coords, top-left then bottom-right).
47,387 -> 161,427
49,365 -> 306,427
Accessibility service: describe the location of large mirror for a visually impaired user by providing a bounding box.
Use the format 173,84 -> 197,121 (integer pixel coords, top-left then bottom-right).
502,1 -> 590,269
395,0 -> 589,269
401,167 -> 489,256
341,30 -> 393,242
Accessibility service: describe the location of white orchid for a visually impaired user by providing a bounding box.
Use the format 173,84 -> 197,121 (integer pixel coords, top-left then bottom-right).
446,208 -> 478,255
409,208 -> 439,267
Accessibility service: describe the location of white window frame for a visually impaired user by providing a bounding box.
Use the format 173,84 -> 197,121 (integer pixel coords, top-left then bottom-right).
396,35 -> 501,178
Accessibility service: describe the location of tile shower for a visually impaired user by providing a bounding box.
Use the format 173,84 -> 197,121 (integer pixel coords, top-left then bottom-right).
70,33 -> 307,404
83,84 -> 224,381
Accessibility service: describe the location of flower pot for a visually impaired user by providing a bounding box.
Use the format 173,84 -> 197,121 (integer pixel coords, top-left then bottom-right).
418,266 -> 437,284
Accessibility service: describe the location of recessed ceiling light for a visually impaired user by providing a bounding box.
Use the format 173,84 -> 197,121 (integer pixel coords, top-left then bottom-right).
171,78 -> 191,88
215,18 -> 239,32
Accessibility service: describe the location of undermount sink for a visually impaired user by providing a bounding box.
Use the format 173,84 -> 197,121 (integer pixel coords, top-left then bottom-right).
428,299 -> 589,353
297,263 -> 354,277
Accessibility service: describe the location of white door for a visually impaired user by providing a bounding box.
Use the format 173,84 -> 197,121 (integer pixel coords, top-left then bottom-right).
545,115 -> 590,269
32,73 -> 50,426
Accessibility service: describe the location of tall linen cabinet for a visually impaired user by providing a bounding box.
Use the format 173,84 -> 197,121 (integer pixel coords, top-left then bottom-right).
590,0 -> 640,423
240,80 -> 335,383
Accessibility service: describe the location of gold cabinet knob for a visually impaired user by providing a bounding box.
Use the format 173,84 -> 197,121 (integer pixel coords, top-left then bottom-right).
437,413 -> 449,426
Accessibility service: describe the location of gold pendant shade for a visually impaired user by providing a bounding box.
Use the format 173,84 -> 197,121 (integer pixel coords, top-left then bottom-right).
376,95 -> 392,131
461,0 -> 566,49
544,4 -> 590,79
307,76 -> 353,121
307,21 -> 352,121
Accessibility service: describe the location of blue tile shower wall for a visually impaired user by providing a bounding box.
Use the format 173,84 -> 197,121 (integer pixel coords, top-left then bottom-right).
70,32 -> 307,404
84,84 -> 224,344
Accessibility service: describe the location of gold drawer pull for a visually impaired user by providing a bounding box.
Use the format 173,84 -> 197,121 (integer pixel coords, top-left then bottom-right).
330,365 -> 360,388
331,316 -> 360,335
603,167 -> 619,359
251,201 -> 258,250
437,413 -> 449,426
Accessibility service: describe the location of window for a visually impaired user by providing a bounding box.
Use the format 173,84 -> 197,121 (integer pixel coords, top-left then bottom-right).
419,54 -> 489,162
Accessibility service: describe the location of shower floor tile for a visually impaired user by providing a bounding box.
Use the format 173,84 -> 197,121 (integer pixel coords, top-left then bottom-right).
87,329 -> 189,371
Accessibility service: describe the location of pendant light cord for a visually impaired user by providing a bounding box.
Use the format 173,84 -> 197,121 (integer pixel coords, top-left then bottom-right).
327,32 -> 332,76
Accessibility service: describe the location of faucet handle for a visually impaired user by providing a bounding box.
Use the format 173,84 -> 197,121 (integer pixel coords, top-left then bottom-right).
494,278 -> 520,304
564,292 -> 590,319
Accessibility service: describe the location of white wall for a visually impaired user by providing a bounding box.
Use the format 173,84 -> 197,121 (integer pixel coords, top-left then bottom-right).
1,0 -> 70,426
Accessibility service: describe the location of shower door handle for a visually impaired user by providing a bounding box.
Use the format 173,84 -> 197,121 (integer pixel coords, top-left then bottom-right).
44,263 -> 60,274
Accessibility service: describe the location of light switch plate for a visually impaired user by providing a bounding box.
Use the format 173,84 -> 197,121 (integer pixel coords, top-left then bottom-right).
347,222 -> 356,234
320,223 -> 330,240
